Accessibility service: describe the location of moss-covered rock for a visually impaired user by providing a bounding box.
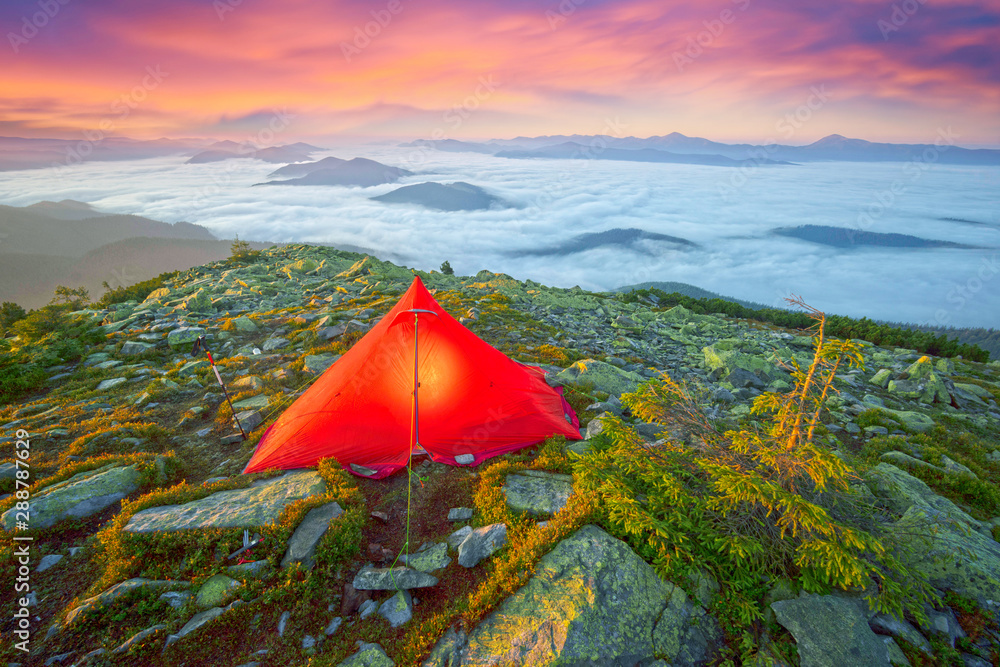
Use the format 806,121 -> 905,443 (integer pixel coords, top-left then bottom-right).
57,578 -> 189,633
772,594 -> 888,667
123,471 -> 326,532
703,344 -> 775,377
1,464 -> 140,530
502,470 -> 574,516
554,359 -> 644,397
437,524 -> 720,665
894,504 -> 1000,608
195,574 -> 242,608
338,642 -> 395,666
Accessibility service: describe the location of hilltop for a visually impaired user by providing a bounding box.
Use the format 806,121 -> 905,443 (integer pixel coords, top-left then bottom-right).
1,244 -> 999,666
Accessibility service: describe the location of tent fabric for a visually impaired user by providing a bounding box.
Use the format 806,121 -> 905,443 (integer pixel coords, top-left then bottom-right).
243,276 -> 581,477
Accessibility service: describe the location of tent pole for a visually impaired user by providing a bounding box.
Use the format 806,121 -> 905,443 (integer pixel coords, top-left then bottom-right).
405,312 -> 420,560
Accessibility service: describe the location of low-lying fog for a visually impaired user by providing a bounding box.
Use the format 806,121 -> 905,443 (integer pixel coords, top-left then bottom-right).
1,144 -> 997,328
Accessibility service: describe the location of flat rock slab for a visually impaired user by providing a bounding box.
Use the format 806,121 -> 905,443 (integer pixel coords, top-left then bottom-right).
502,471 -> 574,516
60,578 -> 188,633
304,354 -> 340,375
428,524 -> 720,666
96,377 -> 128,391
353,566 -> 438,590
167,327 -> 206,349
226,560 -> 272,579
458,523 -> 508,568
554,359 -> 644,398
165,606 -> 225,648
448,507 -> 473,521
2,464 -> 140,531
399,542 -> 451,573
281,501 -> 344,569
123,471 -> 325,532
232,395 -> 270,410
113,623 -> 166,655
772,594 -> 889,667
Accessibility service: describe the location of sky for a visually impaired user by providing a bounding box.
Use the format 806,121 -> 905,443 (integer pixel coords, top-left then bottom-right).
1,0 -> 999,145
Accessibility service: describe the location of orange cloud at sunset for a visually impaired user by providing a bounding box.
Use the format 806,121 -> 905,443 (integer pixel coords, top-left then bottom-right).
0,0 -> 997,144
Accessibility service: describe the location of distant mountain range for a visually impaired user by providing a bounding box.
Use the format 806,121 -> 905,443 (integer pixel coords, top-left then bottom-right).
493,142 -> 791,167
508,227 -> 697,257
256,157 -> 413,187
185,140 -> 322,164
371,182 -> 506,211
772,224 -> 986,249
0,200 -> 252,308
402,132 -> 1000,166
0,136 -> 212,171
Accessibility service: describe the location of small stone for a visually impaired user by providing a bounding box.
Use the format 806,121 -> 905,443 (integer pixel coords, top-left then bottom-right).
378,590 -> 413,627
302,634 -> 317,650
325,616 -> 343,636
232,375 -> 264,391
36,554 -> 63,572
277,610 -> 291,636
341,583 -> 372,616
262,337 -> 289,352
371,511 -> 389,522
96,377 -> 128,391
234,409 -> 263,431
447,507 -> 473,521
455,453 -> 475,465
120,341 -> 154,356
159,591 -> 193,608
458,523 -> 507,568
359,598 -> 378,619
448,526 -> 473,550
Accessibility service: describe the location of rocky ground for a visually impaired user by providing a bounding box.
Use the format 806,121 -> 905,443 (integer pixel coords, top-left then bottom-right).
1,243 -> 999,666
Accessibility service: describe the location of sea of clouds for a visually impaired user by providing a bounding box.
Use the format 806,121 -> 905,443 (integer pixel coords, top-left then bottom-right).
0,142 -> 997,328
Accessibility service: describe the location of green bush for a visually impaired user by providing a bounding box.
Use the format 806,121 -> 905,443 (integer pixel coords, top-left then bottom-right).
574,301 -> 938,638
97,271 -> 178,308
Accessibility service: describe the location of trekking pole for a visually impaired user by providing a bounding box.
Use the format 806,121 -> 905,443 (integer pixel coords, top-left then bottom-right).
191,335 -> 247,441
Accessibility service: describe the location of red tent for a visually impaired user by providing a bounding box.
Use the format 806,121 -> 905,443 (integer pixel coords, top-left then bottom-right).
243,276 -> 580,477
